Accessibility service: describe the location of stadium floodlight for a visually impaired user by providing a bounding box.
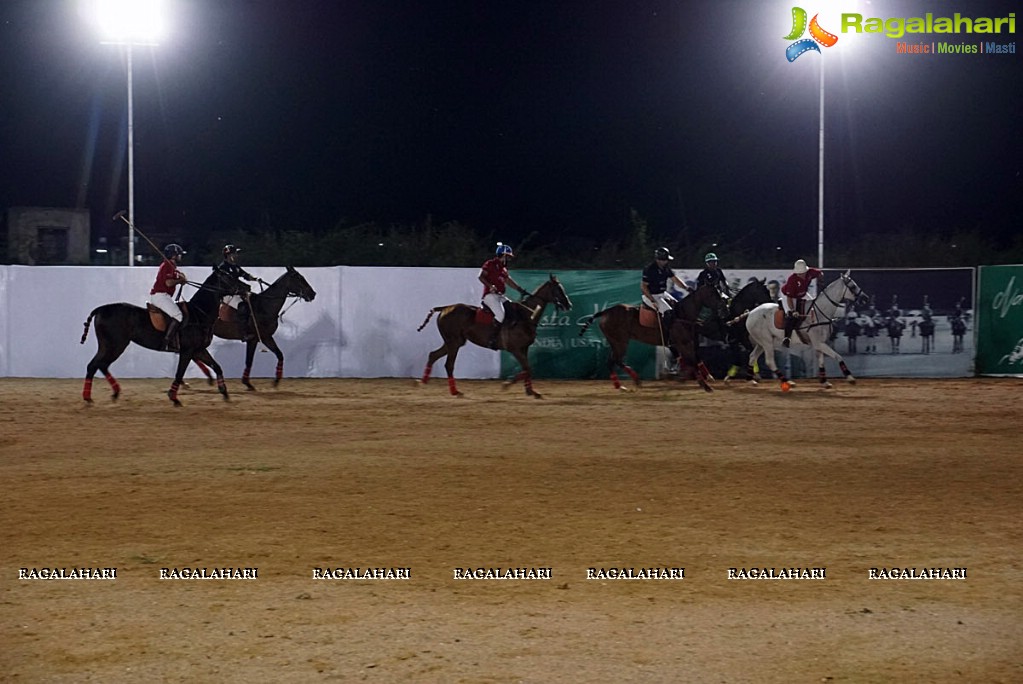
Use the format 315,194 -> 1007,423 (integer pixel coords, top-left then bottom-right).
83,0 -> 167,265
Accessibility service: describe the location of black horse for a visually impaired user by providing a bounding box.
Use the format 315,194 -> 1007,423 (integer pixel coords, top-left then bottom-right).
681,279 -> 774,381
191,266 -> 317,390
80,269 -> 247,406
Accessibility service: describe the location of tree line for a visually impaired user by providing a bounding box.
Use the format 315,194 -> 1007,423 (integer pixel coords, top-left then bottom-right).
192,210 -> 1022,270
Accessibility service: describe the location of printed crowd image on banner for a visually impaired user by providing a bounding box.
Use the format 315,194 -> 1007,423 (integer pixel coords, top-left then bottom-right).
507,268 -> 975,381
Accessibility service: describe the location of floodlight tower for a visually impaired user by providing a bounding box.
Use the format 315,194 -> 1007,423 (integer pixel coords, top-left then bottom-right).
85,0 -> 167,265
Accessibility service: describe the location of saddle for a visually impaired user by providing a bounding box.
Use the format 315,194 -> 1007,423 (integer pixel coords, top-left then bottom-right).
147,302 -> 188,332
218,303 -> 238,322
638,305 -> 658,329
475,306 -> 495,326
773,308 -> 812,344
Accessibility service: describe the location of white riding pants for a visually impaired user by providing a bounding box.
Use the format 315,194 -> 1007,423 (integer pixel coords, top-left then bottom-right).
222,294 -> 244,309
483,293 -> 510,323
782,294 -> 811,315
149,292 -> 183,322
642,291 -> 676,314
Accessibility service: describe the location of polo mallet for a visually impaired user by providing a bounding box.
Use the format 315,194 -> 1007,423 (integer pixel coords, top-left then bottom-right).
114,210 -> 167,264
115,210 -> 188,304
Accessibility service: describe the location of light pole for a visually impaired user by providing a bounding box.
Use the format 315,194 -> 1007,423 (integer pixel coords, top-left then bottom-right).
818,55 -> 826,269
84,0 -> 166,265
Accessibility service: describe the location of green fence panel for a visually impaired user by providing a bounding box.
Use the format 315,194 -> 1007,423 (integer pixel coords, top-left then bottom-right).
500,270 -> 656,380
976,265 -> 1023,376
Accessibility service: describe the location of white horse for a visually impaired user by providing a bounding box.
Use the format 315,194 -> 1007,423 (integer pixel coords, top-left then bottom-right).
745,271 -> 865,389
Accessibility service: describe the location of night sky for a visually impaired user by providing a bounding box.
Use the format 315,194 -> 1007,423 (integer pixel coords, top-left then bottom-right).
1,0 -> 1020,257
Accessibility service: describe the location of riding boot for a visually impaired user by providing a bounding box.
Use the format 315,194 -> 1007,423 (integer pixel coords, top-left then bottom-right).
236,302 -> 253,341
782,314 -> 796,348
163,319 -> 181,352
488,321 -> 502,350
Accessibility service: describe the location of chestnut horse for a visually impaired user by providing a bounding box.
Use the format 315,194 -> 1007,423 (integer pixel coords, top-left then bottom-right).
417,275 -> 572,398
80,269 -> 247,406
577,284 -> 726,392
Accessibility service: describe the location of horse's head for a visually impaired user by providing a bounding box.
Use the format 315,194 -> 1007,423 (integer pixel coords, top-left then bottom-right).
535,274 -> 572,312
733,278 -> 772,312
693,284 -> 729,318
839,270 -> 867,306
283,266 -> 317,302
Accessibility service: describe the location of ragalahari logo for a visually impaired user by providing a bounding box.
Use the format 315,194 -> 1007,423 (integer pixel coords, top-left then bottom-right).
785,7 -> 839,61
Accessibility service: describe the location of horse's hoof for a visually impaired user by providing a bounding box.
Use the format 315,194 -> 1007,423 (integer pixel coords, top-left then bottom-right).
820,382 -> 833,389
83,398 -> 93,405
111,391 -> 119,401
245,385 -> 257,392
847,377 -> 857,384
182,381 -> 192,390
206,378 -> 215,386
747,379 -> 759,386
701,384 -> 714,393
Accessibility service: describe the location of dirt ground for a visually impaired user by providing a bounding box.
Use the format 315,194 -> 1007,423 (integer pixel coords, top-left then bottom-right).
1,376 -> 1021,683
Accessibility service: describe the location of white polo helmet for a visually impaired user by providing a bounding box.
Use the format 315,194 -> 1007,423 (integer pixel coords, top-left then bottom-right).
793,259 -> 808,274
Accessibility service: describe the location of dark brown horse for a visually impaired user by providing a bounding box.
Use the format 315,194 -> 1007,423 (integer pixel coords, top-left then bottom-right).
80,269 -> 247,406
191,266 -> 317,389
577,284 -> 727,392
417,275 -> 572,398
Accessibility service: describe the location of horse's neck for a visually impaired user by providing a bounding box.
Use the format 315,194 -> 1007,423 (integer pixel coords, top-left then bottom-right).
678,295 -> 703,320
254,277 -> 289,314
188,285 -> 219,323
731,289 -> 757,314
812,282 -> 845,318
523,287 -> 553,313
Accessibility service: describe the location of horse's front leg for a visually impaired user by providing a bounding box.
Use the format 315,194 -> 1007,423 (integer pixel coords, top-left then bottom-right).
242,339 -> 258,390
168,353 -> 192,407
195,348 -> 230,400
818,343 -> 855,385
680,344 -> 712,393
505,348 -> 541,398
192,358 -> 215,386
263,337 -> 285,387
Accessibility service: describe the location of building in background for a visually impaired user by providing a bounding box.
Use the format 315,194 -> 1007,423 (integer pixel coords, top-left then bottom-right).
6,207 -> 91,265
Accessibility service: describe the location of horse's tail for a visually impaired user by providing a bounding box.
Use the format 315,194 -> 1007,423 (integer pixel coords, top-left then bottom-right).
80,308 -> 100,344
577,308 -> 613,336
416,306 -> 447,332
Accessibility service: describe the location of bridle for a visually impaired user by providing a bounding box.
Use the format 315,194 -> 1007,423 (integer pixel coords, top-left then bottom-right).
806,275 -> 863,330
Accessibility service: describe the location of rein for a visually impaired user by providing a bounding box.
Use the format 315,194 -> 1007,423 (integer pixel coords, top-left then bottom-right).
805,279 -> 856,330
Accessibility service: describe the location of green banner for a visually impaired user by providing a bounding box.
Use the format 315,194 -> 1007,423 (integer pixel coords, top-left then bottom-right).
976,265 -> 1023,376
500,270 -> 656,380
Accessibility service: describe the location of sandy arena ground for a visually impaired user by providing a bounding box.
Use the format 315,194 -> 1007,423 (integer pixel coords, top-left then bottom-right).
1,376 -> 1021,683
